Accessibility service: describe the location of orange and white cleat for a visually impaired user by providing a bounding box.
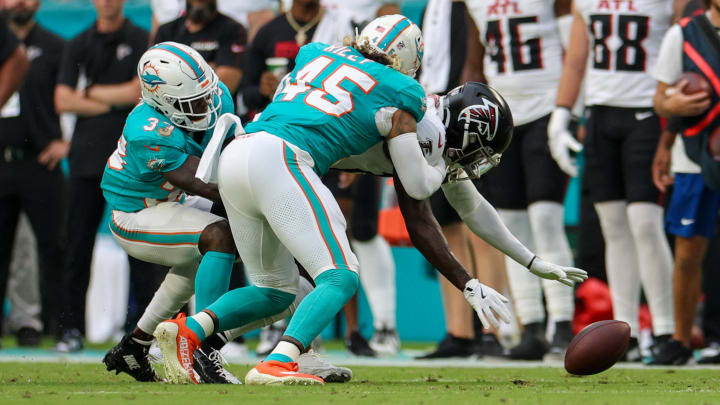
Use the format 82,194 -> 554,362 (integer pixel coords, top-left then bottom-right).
153,313 -> 201,384
245,360 -> 325,385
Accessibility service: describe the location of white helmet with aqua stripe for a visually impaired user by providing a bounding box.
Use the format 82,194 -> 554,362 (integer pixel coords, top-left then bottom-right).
137,41 -> 221,131
357,14 -> 424,77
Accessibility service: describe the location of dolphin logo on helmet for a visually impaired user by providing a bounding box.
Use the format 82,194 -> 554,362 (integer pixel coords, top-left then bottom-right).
136,41 -> 221,132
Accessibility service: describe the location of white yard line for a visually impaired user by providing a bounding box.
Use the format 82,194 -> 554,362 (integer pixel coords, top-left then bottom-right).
2,350 -> 720,370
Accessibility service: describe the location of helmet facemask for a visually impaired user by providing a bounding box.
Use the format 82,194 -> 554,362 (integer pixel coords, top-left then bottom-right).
164,74 -> 221,132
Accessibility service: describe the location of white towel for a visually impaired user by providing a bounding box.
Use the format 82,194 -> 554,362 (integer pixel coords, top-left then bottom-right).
419,0 -> 452,94
196,113 -> 245,184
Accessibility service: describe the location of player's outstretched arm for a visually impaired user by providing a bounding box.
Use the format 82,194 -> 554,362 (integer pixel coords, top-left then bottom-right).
441,177 -> 587,287
394,172 -> 510,329
163,155 -> 221,203
386,110 -> 447,200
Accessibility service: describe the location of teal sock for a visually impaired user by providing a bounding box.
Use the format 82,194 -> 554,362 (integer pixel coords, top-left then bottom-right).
207,285 -> 295,332
185,317 -> 207,340
285,270 -> 359,348
265,353 -> 292,363
194,251 -> 235,310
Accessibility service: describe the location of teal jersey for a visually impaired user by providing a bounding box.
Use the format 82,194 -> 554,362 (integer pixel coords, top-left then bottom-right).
101,82 -> 234,212
244,43 -> 426,175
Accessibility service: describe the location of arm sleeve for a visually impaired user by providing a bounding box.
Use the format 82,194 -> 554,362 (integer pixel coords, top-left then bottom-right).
441,178 -> 535,267
216,21 -> 247,69
388,133 -> 447,200
0,23 -> 19,64
653,24 -> 684,85
128,137 -> 189,174
56,37 -> 80,88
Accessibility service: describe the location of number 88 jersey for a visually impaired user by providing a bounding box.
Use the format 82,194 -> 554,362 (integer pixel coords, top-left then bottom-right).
466,0 -> 564,125
576,0 -> 672,108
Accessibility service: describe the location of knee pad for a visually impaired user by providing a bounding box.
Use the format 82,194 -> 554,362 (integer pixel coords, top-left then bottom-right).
315,269 -> 359,301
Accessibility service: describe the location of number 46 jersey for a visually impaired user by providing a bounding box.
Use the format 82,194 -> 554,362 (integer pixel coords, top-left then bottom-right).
466,0 -> 564,125
576,0 -> 672,108
244,42 -> 426,176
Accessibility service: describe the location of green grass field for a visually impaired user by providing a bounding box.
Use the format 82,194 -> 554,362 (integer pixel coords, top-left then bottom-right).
1,363 -> 720,405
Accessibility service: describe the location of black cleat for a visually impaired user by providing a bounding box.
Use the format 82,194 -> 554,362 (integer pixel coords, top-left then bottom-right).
193,348 -> 242,384
16,327 -> 42,347
103,335 -> 161,382
54,328 -> 84,353
544,321 -> 574,361
698,341 -> 720,364
623,337 -> 642,362
346,331 -> 376,357
509,322 -> 548,360
476,333 -> 505,359
647,338 -> 692,366
417,333 -> 475,359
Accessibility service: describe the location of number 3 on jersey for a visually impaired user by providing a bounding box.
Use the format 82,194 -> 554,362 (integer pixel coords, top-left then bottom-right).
278,56 -> 377,117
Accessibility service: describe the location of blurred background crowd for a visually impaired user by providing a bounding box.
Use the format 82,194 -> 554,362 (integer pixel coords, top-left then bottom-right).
1,0 -> 720,367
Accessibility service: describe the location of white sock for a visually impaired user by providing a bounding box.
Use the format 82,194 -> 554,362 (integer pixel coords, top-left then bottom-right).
498,209 -> 544,325
594,201 -> 641,336
353,235 -> 397,330
223,276 -> 315,340
191,311 -> 215,338
270,341 -> 301,362
136,267 -> 195,334
528,202 -> 575,322
627,202 -> 675,336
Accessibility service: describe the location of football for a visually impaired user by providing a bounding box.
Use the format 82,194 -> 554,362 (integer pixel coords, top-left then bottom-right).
564,320 -> 631,376
678,72 -> 712,97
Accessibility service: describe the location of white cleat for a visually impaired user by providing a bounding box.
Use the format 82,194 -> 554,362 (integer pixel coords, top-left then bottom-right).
153,314 -> 200,384
298,350 -> 353,383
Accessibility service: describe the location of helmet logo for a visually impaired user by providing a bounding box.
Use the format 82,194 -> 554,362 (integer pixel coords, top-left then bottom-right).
140,62 -> 165,93
459,99 -> 499,142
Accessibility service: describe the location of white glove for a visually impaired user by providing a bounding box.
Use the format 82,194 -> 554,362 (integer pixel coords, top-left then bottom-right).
548,107 -> 583,177
527,256 -> 588,287
463,279 -> 512,329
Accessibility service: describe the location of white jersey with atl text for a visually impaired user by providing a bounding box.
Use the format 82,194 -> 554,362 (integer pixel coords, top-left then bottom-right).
576,0 -> 672,107
466,0 -> 564,125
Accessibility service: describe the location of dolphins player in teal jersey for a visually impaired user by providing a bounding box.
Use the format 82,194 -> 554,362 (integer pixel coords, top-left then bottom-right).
152,14 -> 455,385
100,42 -> 240,384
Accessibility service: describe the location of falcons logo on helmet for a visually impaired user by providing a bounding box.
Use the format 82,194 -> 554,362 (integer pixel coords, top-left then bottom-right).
458,99 -> 500,142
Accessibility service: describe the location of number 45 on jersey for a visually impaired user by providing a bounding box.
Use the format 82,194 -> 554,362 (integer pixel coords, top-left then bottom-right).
276,55 -> 377,117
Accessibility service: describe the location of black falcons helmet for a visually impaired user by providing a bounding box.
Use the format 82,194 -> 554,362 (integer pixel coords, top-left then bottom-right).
441,82 -> 513,181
